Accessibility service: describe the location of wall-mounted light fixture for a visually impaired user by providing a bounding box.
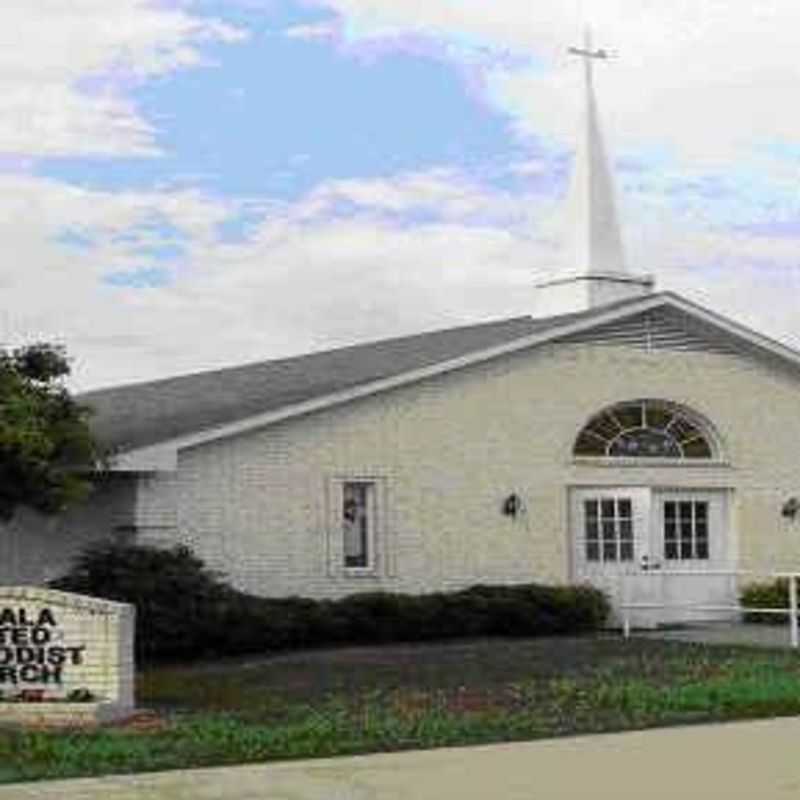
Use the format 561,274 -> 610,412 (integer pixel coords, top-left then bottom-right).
502,493 -> 524,519
782,497 -> 800,521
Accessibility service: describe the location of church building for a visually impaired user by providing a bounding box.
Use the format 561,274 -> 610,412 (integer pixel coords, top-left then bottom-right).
3,36 -> 799,626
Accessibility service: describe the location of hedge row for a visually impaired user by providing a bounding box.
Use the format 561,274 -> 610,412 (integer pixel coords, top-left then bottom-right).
49,543 -> 610,663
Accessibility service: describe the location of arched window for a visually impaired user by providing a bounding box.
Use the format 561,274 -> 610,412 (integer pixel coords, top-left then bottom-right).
573,400 -> 718,460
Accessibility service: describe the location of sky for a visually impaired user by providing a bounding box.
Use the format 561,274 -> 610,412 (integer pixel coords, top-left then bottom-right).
1,0 -> 799,391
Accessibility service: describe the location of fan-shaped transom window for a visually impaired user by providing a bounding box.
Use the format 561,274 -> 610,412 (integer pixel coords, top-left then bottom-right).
574,400 -> 716,460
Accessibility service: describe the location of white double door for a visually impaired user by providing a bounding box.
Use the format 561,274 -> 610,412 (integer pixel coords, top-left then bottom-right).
571,487 -> 734,627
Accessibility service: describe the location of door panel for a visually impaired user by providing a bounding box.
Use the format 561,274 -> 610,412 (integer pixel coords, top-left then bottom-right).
572,487 -> 735,627
652,490 -> 734,624
572,488 -> 654,626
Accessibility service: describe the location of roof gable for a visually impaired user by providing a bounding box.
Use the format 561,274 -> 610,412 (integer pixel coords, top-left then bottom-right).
82,292 -> 800,470
556,305 -> 744,356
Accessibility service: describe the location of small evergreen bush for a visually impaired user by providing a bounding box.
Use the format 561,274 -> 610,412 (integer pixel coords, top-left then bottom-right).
50,543 -> 610,663
48,542 -> 237,660
741,579 -> 795,625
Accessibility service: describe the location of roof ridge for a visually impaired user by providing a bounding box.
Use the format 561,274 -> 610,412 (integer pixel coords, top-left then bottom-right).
80,293 -> 673,401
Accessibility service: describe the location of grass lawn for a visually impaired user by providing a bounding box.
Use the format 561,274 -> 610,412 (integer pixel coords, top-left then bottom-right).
3,634 -> 800,784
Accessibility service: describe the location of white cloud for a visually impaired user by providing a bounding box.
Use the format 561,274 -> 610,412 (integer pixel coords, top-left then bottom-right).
284,22 -> 338,40
0,169 -> 796,393
0,2 -> 794,394
293,168 -> 536,227
315,0 -> 800,166
0,1 -> 244,157
508,159 -> 553,177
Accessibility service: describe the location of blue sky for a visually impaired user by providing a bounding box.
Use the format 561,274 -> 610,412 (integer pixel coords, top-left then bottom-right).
37,0 -> 556,232
1,0 -> 799,389
41,9 -> 525,202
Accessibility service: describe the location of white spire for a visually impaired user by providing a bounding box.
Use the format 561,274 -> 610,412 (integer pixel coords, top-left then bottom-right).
567,26 -> 627,275
534,26 -> 654,317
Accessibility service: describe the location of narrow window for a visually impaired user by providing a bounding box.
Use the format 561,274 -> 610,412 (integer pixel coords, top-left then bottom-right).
342,482 -> 374,569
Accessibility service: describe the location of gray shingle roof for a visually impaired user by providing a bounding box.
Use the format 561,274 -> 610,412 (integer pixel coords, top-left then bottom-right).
77,294 -> 661,454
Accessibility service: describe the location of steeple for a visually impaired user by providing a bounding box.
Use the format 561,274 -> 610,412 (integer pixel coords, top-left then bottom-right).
535,27 -> 654,317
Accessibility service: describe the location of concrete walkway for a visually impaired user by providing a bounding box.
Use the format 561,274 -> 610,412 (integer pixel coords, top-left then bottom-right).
4,716 -> 800,799
635,622 -> 797,649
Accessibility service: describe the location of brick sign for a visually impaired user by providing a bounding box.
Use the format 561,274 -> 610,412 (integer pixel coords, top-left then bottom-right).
0,587 -> 135,713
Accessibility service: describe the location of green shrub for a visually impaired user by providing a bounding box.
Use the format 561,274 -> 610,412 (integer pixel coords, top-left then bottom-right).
333,592 -> 422,643
405,592 -> 469,640
48,542 -> 238,661
741,579 -> 795,625
50,543 -> 610,663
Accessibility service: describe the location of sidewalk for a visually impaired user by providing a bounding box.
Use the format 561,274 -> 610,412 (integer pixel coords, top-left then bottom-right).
3,716 -> 800,799
636,621 -> 796,649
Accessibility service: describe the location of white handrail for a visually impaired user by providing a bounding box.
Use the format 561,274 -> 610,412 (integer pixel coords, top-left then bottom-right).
619,571 -> 800,649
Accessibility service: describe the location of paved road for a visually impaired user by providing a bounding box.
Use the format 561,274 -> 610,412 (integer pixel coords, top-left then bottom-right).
3,716 -> 800,799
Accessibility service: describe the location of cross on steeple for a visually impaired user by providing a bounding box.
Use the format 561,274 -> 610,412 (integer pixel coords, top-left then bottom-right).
533,26 -> 654,316
568,27 -> 611,89
568,27 -> 610,58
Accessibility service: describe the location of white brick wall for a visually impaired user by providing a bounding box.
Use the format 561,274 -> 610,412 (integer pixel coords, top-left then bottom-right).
0,474 -> 137,586
133,471 -> 179,545
7,340 -> 799,601
128,342 -> 800,599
